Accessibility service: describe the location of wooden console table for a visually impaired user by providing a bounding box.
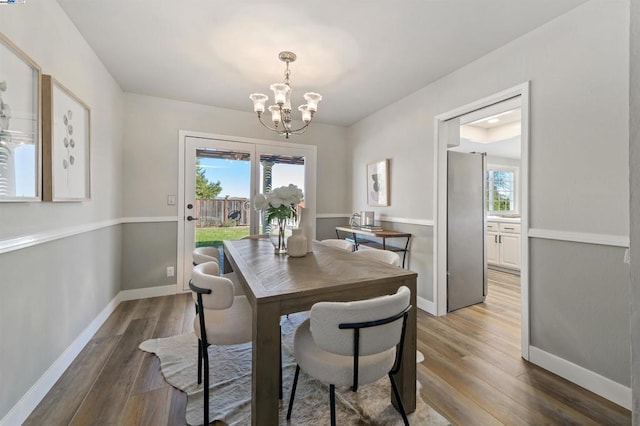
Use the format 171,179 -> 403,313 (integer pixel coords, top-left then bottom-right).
335,226 -> 412,268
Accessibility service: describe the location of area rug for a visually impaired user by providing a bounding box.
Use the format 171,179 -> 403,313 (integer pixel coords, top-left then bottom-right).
139,313 -> 449,426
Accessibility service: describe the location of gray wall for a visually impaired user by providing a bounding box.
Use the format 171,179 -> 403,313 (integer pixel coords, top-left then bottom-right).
0,228 -> 121,417
121,222 -> 177,290
316,217 -> 350,241
0,0 -> 124,419
530,239 -> 630,385
347,0 -> 630,387
629,0 -> 639,419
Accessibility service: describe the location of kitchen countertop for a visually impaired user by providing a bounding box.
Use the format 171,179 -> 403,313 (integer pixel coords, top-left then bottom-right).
487,216 -> 521,224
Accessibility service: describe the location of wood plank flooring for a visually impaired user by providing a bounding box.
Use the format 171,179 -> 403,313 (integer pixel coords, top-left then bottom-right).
27,269 -> 630,425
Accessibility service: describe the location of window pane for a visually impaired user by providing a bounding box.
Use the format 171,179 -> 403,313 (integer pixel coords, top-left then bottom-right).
486,169 -> 515,212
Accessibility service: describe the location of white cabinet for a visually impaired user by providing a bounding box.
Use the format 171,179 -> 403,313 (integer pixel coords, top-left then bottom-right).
486,221 -> 521,271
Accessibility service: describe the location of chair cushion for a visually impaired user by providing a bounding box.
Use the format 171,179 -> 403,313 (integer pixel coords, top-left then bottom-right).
193,247 -> 220,266
194,295 -> 252,345
192,262 -> 234,310
310,286 -> 410,356
294,318 -> 395,387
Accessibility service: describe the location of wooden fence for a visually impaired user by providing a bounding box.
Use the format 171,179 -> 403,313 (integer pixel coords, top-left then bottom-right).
195,197 -> 250,227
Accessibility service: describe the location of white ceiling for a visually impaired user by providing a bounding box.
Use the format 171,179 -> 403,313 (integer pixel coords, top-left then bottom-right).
57,0 -> 586,127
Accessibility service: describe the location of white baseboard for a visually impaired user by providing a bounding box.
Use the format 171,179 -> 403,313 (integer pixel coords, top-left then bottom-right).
529,346 -> 631,409
417,296 -> 437,315
119,284 -> 177,301
0,293 -> 122,426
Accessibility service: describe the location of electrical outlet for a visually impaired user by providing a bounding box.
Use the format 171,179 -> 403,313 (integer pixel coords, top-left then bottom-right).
166,266 -> 175,277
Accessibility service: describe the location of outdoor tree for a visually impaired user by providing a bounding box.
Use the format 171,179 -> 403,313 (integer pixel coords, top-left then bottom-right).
196,160 -> 222,199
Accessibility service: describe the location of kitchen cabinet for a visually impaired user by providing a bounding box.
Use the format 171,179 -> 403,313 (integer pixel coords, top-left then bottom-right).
486,220 -> 521,271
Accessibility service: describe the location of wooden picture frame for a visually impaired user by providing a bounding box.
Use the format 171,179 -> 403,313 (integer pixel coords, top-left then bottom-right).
42,75 -> 91,201
366,159 -> 389,206
0,32 -> 42,202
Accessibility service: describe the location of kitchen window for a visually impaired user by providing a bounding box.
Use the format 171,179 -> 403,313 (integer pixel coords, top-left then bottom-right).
486,168 -> 516,213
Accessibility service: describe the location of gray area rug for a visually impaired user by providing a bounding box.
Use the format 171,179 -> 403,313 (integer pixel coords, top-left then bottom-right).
139,313 -> 449,426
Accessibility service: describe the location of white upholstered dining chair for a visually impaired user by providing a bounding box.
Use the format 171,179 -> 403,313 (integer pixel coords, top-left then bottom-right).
192,247 -> 244,296
353,247 -> 401,266
286,286 -> 412,426
319,238 -> 354,251
189,261 -> 252,426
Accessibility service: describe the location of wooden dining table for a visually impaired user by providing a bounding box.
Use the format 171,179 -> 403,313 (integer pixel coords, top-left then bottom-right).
223,238 -> 418,426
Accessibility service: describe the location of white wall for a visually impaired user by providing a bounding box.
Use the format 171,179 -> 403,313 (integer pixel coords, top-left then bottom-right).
629,0 -> 639,419
0,0 -> 124,421
122,93 -> 350,218
347,0 -> 630,391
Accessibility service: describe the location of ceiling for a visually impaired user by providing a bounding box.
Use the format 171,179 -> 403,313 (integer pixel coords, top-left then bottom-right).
57,0 -> 586,127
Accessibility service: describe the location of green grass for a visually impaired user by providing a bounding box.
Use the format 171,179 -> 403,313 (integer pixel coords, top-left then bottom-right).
196,226 -> 250,247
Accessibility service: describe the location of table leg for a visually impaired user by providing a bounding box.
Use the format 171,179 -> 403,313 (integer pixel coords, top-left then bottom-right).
391,276 -> 417,414
252,301 -> 281,426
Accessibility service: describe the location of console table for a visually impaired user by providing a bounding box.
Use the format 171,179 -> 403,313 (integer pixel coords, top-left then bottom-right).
335,226 -> 412,268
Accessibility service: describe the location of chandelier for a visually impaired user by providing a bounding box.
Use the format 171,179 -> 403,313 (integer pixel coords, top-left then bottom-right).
249,51 -> 322,139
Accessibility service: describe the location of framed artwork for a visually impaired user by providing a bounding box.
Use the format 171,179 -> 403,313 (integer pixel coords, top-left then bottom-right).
42,75 -> 91,201
0,32 -> 42,202
366,159 -> 389,206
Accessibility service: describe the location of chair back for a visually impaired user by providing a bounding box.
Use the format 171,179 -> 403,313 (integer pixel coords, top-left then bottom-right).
353,248 -> 400,266
192,247 -> 220,265
320,239 -> 354,251
310,286 -> 410,356
191,262 -> 234,310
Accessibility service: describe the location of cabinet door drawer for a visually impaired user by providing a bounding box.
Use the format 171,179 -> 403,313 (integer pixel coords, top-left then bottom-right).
499,223 -> 521,234
486,221 -> 499,231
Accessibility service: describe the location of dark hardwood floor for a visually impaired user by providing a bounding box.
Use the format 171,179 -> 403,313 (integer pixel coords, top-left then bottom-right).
26,269 -> 630,425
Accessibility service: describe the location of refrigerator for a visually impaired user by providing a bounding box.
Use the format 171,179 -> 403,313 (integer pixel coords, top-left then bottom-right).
447,150 -> 487,312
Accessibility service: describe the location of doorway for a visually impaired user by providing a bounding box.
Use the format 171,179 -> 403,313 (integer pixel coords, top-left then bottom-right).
434,83 -> 530,359
177,132 -> 317,291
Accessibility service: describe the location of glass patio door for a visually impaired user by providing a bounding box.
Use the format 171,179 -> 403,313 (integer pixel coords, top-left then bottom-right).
183,137 -> 256,290
181,135 -> 317,291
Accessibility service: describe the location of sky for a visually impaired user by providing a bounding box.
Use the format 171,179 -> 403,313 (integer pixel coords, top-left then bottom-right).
198,156 -> 305,199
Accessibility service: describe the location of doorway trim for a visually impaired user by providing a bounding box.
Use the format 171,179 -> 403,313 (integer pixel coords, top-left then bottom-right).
433,82 -> 530,360
177,130 -> 317,293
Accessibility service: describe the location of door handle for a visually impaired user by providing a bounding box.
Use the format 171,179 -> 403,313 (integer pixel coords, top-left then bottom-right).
187,216 -> 199,222
494,235 -> 498,243
499,235 -> 502,243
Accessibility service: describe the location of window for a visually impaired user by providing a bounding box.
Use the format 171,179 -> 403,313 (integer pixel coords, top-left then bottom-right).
486,168 -> 516,213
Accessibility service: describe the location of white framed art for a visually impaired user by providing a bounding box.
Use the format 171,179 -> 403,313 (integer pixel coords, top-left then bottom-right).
0,31 -> 42,202
42,75 -> 91,201
366,159 -> 389,206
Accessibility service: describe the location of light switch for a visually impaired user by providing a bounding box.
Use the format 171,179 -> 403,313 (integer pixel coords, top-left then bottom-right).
167,195 -> 176,205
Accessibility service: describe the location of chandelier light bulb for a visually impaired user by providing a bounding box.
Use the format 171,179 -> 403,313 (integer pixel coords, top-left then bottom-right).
270,84 -> 290,106
303,93 -> 322,112
298,105 -> 312,123
268,105 -> 282,125
249,93 -> 268,113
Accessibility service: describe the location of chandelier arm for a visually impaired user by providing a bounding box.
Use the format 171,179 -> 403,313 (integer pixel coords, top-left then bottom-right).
286,120 -> 313,135
256,113 -> 286,135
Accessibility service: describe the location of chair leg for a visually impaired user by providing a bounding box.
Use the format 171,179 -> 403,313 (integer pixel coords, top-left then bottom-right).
197,339 -> 203,385
286,365 -> 300,420
279,327 -> 283,400
203,344 -> 210,426
330,384 -> 336,426
388,373 -> 409,426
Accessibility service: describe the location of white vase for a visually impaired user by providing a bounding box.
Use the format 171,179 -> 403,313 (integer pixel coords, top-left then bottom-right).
287,228 -> 307,257
298,206 -> 314,252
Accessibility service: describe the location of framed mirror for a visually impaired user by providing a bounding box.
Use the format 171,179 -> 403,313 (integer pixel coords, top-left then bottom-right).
0,32 -> 42,202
